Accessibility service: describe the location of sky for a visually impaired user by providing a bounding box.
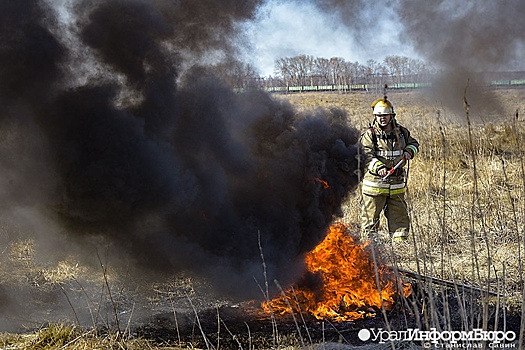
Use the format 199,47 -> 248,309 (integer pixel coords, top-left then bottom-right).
241,0 -> 418,76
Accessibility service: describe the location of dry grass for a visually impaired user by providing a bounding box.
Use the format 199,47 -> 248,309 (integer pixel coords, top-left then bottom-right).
279,88 -> 525,299
1,88 -> 524,348
0,324 -> 164,349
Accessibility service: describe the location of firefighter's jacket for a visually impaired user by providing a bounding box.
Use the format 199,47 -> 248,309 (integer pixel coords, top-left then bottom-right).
361,122 -> 419,196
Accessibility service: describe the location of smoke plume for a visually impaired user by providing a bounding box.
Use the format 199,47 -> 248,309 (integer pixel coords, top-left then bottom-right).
0,0 -> 363,313
394,0 -> 524,116
314,0 -> 524,117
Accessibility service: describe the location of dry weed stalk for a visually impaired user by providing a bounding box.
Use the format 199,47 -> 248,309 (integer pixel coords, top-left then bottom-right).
255,230 -> 279,347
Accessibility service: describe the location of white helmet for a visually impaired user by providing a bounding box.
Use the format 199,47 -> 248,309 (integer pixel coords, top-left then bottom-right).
371,98 -> 395,116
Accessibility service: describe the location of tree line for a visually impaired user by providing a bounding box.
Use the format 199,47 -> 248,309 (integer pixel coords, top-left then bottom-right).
212,55 -> 437,91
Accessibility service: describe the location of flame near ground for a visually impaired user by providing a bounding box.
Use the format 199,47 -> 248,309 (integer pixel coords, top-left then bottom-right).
262,223 -> 412,322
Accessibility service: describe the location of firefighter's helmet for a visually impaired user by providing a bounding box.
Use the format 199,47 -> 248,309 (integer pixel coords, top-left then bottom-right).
371,98 -> 395,116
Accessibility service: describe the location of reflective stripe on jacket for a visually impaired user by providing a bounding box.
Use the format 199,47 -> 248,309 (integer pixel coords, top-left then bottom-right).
362,178 -> 407,196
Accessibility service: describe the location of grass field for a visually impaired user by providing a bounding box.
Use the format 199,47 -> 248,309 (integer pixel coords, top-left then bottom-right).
282,88 -> 525,294
1,88 -> 524,349
287,90 -> 525,300
279,87 -> 525,345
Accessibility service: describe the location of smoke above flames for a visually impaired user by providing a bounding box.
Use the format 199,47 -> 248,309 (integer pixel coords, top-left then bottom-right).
0,0 -> 363,306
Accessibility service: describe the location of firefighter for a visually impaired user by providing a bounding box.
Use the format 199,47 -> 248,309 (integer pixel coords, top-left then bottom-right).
360,98 -> 419,242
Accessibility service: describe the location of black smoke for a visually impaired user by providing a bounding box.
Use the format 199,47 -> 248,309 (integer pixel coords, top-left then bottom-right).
0,0 -> 363,303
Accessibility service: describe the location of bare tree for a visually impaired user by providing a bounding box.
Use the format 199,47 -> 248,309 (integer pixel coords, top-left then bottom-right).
270,53 -> 434,91
384,55 -> 402,85
314,57 -> 331,85
365,59 -> 388,93
212,60 -> 258,90
329,57 -> 346,90
274,57 -> 292,87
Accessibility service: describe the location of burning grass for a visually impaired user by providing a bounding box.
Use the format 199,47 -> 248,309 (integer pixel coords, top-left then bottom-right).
262,223 -> 411,322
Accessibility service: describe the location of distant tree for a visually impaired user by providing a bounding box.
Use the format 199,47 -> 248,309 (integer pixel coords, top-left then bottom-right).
385,55 -> 416,85
407,57 -> 424,83
364,59 -> 388,92
414,59 -> 437,83
274,57 -> 292,86
274,55 -> 316,87
365,59 -> 381,77
292,55 -> 315,86
341,61 -> 358,87
287,56 -> 303,86
210,60 -> 259,89
314,57 -> 331,85
329,57 -> 346,89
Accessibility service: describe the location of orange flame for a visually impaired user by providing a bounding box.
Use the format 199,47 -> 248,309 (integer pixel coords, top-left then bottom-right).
262,223 -> 411,322
313,178 -> 330,189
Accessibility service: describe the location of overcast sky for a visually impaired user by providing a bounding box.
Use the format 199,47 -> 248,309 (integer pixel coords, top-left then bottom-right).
240,0 -> 419,76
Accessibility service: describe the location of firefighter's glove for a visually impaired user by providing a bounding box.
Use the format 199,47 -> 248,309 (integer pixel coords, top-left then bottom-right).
403,151 -> 412,160
378,168 -> 389,177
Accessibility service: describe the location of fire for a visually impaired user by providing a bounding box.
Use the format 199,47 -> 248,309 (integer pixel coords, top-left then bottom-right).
262,223 -> 411,322
313,178 -> 330,189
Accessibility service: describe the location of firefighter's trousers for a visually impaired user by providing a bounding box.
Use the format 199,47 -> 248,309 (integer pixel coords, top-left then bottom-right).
361,192 -> 410,238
